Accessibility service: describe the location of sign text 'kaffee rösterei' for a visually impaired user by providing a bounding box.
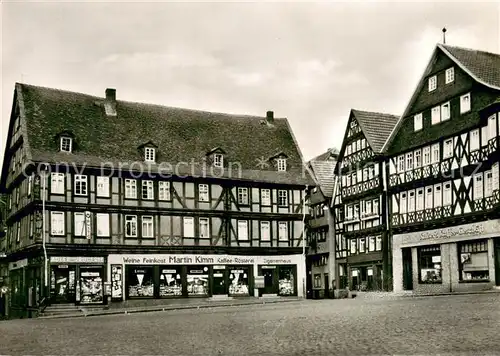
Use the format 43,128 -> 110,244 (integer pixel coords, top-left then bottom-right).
420,224 -> 485,241
118,254 -> 294,265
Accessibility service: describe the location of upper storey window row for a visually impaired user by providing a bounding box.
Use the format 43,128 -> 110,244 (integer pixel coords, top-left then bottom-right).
345,138 -> 368,157
342,164 -> 379,187
427,67 -> 454,92
413,93 -> 471,132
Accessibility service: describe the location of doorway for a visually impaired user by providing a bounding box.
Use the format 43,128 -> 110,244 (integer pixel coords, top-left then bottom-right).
51,265 -> 76,304
262,268 -> 275,294
324,273 -> 329,298
402,248 -> 413,290
212,268 -> 226,295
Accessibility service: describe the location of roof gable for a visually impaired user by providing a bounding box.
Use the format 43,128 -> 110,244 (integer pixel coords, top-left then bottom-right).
351,109 -> 399,153
308,151 -> 337,197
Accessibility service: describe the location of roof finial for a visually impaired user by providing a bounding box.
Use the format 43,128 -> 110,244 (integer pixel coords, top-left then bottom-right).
442,27 -> 447,44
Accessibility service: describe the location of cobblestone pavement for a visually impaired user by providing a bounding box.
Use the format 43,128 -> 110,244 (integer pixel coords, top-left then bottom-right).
1,293 -> 500,356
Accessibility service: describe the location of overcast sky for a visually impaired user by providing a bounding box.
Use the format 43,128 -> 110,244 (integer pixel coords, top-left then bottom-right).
1,1 -> 499,162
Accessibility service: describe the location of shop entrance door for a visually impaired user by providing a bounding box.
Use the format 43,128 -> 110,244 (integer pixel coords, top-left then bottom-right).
51,265 -> 76,304
262,268 -> 275,294
324,274 -> 329,298
402,248 -> 413,290
212,268 -> 226,295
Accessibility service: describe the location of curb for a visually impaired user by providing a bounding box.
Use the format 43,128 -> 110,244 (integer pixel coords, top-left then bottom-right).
352,289 -> 500,300
38,298 -> 303,320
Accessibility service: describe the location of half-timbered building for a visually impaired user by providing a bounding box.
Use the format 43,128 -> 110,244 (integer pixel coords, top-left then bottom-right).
305,148 -> 338,298
333,109 -> 399,292
384,44 -> 500,294
0,83 -> 313,316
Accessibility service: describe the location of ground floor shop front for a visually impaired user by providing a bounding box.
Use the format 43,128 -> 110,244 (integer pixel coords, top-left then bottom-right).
393,219 -> 500,294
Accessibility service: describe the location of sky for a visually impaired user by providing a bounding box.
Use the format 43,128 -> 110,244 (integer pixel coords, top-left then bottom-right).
1,1 -> 499,162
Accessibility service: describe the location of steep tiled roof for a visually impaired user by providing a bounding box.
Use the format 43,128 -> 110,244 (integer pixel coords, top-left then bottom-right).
440,44 -> 500,89
11,83 -> 314,185
308,149 -> 338,197
351,109 -> 400,153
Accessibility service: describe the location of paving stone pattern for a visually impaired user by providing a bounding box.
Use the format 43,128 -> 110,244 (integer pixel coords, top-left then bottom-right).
1,294 -> 500,356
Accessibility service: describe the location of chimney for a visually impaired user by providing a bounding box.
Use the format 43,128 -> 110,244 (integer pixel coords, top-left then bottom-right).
266,111 -> 274,124
104,88 -> 117,116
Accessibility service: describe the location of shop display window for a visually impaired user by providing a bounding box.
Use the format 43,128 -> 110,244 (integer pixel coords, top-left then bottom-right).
313,274 -> 321,288
127,266 -> 154,298
418,246 -> 442,283
159,267 -> 183,297
80,267 -> 104,304
278,267 -> 295,296
459,240 -> 489,281
229,268 -> 249,296
111,265 -> 123,299
187,267 -> 209,296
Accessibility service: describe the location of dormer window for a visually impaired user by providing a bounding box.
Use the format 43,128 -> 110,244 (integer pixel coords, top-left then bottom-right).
60,137 -> 72,152
277,158 -> 287,171
145,147 -> 155,162
214,153 -> 224,168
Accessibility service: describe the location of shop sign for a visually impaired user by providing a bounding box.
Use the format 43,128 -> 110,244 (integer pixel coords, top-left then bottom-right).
50,256 -> 105,264
116,254 -> 299,266
261,266 -> 276,269
255,276 -> 265,288
9,258 -> 28,271
420,224 -> 484,241
85,211 -> 92,240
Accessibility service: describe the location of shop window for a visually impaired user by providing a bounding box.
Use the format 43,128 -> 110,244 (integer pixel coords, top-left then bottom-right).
187,267 -> 209,296
418,246 -> 442,283
127,266 -> 154,298
314,274 -> 322,288
459,240 -> 489,282
278,267 -> 295,296
111,265 -> 123,299
229,268 -> 250,296
80,266 -> 104,304
159,267 -> 182,297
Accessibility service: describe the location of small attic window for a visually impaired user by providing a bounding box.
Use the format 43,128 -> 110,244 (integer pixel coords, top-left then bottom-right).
277,158 -> 287,172
60,137 -> 72,153
145,147 -> 156,162
214,153 -> 224,168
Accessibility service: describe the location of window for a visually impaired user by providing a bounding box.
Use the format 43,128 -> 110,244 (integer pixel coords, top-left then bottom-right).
346,175 -> 351,187
400,193 -> 407,214
51,173 -> 65,194
423,147 -> 431,166
425,187 -> 433,209
359,238 -> 366,253
408,191 -> 415,213
27,174 -> 33,197
260,221 -> 270,241
488,115 -> 497,141
485,171 -> 493,197
398,155 -> 405,172
418,246 -> 442,283
346,205 -> 353,220
375,236 -> 382,251
431,144 -> 440,163
96,176 -> 110,197
51,212 -> 65,236
261,189 -> 271,205
350,239 -> 357,254
416,188 -> 424,211
470,129 -> 480,152
74,212 -> 86,236
373,199 -> 379,215
142,216 -> 154,238
125,179 -> 137,199
459,240 -> 489,281
183,217 -> 194,238
144,147 -> 155,162
198,184 -> 209,202
125,215 -> 138,237
60,137 -> 72,152
16,223 -> 20,243
158,181 -> 171,200
460,93 -> 471,113
142,180 -> 154,200
365,200 -> 372,215
443,139 -> 453,159
352,172 -> 357,185
237,187 -> 249,205
237,220 -> 248,240
474,173 -> 483,200
96,213 -> 110,237
314,274 -> 322,288
361,139 -> 366,149
199,218 -> 210,238
443,183 -> 452,206
428,75 -> 437,91
74,175 -> 88,196
431,106 -> 441,125
277,158 -> 287,171
434,184 -> 442,207
406,153 -> 413,171
346,144 -> 351,155
441,102 -> 450,121
214,153 -> 224,168
278,190 -> 288,206
278,222 -> 288,241
414,113 -> 423,131
368,236 -> 376,252
445,67 -> 454,84
414,150 -> 422,169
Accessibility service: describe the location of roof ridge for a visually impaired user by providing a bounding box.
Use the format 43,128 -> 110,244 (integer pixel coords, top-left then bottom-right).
439,43 -> 500,58
351,108 -> 399,118
17,82 -> 286,120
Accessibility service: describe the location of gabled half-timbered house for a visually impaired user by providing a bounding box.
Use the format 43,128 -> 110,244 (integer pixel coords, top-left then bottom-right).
305,148 -> 338,298
0,83 -> 314,317
333,109 -> 399,292
383,44 -> 500,294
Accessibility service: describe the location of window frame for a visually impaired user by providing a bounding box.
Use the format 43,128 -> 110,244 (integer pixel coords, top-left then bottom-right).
458,239 -> 489,282
237,187 -> 249,205
50,173 -> 65,195
213,153 -> 224,168
96,213 -> 110,237
418,245 -> 442,284
261,189 -> 271,206
260,221 -> 271,241
158,181 -> 171,201
74,174 -> 88,196
74,212 -> 86,237
278,221 -> 288,241
428,75 -> 437,92
199,217 -> 210,239
237,220 -> 249,241
141,216 -> 154,238
144,147 -> 156,162
60,137 -> 72,152
124,179 -> 137,199
142,180 -> 154,200
96,176 -> 110,198
183,217 -> 195,238
431,106 -> 441,125
198,184 -> 209,202
414,113 -> 423,132
278,190 -> 288,206
460,93 -> 471,114
125,215 -> 138,237
441,102 -> 450,122
277,158 -> 287,172
50,211 -> 65,236
445,67 -> 454,84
